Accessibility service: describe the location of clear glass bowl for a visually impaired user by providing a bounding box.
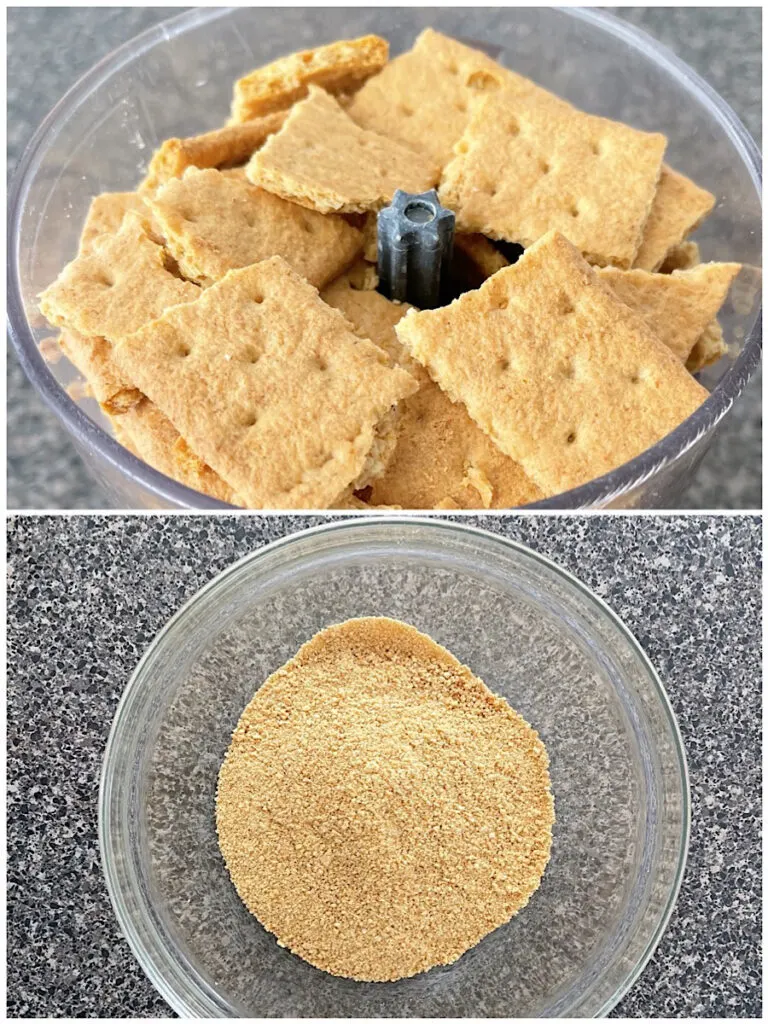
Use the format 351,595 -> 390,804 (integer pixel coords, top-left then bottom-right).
9,7 -> 761,509
99,518 -> 689,1017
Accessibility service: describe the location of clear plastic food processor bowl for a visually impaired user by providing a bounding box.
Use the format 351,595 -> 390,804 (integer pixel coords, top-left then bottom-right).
8,7 -> 761,509
99,519 -> 690,1016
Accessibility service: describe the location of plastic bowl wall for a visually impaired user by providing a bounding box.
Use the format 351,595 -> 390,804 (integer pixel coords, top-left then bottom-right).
8,7 -> 761,508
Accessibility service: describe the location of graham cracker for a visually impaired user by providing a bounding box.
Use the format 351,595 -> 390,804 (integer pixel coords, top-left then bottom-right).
147,167 -> 362,287
139,113 -> 287,193
597,261 -> 740,361
633,165 -> 715,271
113,256 -> 418,509
78,192 -> 155,255
347,28 -> 542,169
231,34 -> 389,123
40,212 -> 200,339
453,234 -> 509,289
116,397 -> 241,504
247,86 -> 440,214
659,240 -> 700,274
440,87 -> 667,269
40,214 -> 200,414
369,382 -> 543,509
686,320 -> 727,373
59,330 -> 142,415
396,231 -> 708,497
220,166 -> 249,181
321,266 -> 539,509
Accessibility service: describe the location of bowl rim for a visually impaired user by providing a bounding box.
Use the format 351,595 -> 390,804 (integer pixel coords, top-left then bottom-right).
98,516 -> 691,1017
7,5 -> 763,510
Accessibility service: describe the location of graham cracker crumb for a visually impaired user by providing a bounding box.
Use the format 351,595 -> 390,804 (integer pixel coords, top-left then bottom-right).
216,617 -> 554,982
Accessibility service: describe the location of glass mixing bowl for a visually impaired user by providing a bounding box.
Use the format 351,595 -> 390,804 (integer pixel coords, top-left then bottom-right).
9,7 -> 761,508
99,519 -> 689,1017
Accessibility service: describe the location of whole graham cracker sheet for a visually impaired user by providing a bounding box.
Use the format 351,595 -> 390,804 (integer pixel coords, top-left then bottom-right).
248,86 -> 440,215
112,256 -> 418,509
231,34 -> 389,123
396,231 -> 708,497
147,167 -> 362,288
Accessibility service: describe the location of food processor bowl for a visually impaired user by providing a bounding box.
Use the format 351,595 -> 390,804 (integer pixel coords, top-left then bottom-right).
99,518 -> 690,1016
8,7 -> 761,509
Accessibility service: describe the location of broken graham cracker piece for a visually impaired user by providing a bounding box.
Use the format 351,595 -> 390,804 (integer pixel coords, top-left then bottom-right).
40,212 -> 200,340
247,86 -> 440,215
440,87 -> 666,269
216,617 -> 553,982
321,267 -> 539,509
147,167 -> 362,288
633,166 -> 715,271
112,257 -> 418,509
78,192 -> 156,255
40,214 -> 200,413
453,233 -> 509,289
687,320 -> 727,373
139,112 -> 287,192
115,398 -> 241,505
347,28 -> 545,169
59,330 -> 142,415
369,382 -> 544,509
597,261 -> 740,362
231,34 -> 389,123
396,231 -> 708,498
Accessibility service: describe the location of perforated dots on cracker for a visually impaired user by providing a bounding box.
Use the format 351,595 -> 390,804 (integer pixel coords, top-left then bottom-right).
113,256 -> 418,509
440,88 -> 667,268
39,212 -> 200,340
396,231 -> 708,497
247,86 -> 440,215
147,167 -> 362,287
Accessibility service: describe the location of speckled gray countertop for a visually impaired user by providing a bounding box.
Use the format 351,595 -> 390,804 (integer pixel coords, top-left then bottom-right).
6,514 -> 761,1017
6,7 -> 762,510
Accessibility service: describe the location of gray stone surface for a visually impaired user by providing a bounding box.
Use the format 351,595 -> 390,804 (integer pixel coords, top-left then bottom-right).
6,515 -> 761,1017
6,6 -> 762,510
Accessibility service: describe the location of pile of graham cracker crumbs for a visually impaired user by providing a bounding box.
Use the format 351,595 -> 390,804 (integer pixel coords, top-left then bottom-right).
216,617 -> 554,981
39,29 -> 741,509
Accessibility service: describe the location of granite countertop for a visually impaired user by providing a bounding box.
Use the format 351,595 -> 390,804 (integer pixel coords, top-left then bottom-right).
6,6 -> 762,510
6,514 -> 761,1017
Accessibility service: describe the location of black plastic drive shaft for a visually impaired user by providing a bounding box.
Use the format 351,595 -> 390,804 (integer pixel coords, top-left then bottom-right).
376,189 -> 455,309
